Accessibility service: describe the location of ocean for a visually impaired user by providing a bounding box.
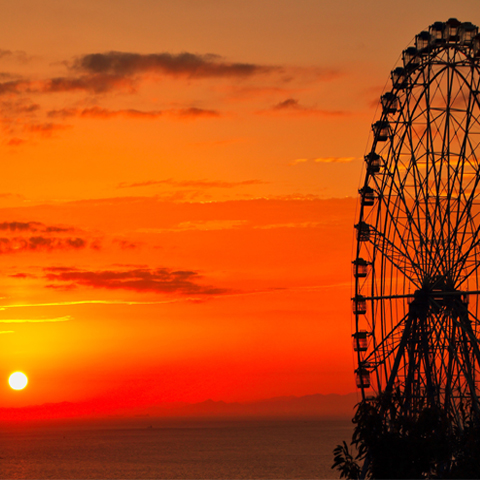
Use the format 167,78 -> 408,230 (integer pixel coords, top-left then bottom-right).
0,417 -> 353,479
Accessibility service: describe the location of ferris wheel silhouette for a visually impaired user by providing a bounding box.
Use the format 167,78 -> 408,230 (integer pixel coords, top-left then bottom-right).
353,18 -> 480,428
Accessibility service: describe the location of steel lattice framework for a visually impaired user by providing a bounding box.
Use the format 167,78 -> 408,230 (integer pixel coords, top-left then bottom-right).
353,19 -> 480,428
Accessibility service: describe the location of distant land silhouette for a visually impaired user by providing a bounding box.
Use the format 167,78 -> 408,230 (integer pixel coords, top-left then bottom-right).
0,393 -> 358,421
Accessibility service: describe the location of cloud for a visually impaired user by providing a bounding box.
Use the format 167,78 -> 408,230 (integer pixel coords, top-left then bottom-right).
9,273 -> 34,279
274,98 -> 301,110
0,299 -> 187,309
0,75 -> 135,96
313,157 -> 357,163
0,221 -> 75,233
0,99 -> 40,115
0,49 -> 32,63
0,236 -> 91,254
0,315 -> 72,323
117,178 -> 265,189
0,330 -> 14,334
0,221 -> 43,232
141,220 -> 247,232
47,106 -> 220,120
48,106 -> 163,119
0,222 -> 96,252
43,75 -> 134,94
72,51 -> 279,79
24,122 -> 71,137
289,158 -> 309,166
0,52 -> 279,98
113,239 -> 139,249
171,107 -> 220,119
260,98 -> 348,117
289,157 -> 357,165
44,266 -> 229,296
7,138 -> 27,146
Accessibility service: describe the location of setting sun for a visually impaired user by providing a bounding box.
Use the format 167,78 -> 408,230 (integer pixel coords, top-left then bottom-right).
8,372 -> 28,391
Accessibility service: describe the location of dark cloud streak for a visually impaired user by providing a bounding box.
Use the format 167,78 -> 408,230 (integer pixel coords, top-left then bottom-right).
260,97 -> 349,116
0,221 -> 75,233
0,236 -> 88,254
47,106 -> 220,120
44,266 -> 229,296
72,51 -> 279,79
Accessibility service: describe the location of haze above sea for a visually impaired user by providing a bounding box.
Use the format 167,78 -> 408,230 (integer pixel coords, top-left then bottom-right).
0,417 -> 353,479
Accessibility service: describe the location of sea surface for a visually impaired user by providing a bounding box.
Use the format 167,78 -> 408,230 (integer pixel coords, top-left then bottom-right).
0,417 -> 353,479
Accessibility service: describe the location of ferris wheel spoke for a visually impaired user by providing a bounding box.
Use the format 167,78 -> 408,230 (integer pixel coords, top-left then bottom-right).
370,227 -> 421,284
372,180 -> 427,283
364,309 -> 410,366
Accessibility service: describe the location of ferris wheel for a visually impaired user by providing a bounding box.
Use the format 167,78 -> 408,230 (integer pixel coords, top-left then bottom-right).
353,19 -> 480,428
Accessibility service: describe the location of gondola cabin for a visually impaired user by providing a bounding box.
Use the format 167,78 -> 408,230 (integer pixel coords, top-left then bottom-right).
381,92 -> 398,114
429,22 -> 445,45
365,152 -> 382,173
403,47 -> 419,69
415,31 -> 431,52
353,331 -> 368,352
473,34 -> 480,56
360,186 -> 375,206
391,67 -> 407,89
372,121 -> 390,141
355,366 -> 371,389
353,258 -> 369,278
459,22 -> 478,44
355,222 -> 370,242
444,18 -> 461,42
352,295 -> 367,315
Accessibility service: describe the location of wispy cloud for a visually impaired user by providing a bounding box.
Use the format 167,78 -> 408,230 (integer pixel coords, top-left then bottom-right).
0,236 -> 91,254
0,49 -> 32,63
171,107 -> 220,119
44,266 -> 229,296
48,106 -> 163,119
139,220 -> 247,233
23,122 -> 71,137
0,76 -> 135,96
259,98 -> 348,117
0,221 -> 75,233
0,221 -> 100,254
289,156 -> 357,165
117,178 -> 265,189
289,158 -> 309,166
0,315 -> 72,323
0,50 -> 279,99
47,106 -> 220,120
71,51 -> 280,80
0,299 -> 186,310
313,156 -> 357,163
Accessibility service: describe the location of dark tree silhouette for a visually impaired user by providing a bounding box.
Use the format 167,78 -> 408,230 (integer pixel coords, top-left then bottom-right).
332,391 -> 480,479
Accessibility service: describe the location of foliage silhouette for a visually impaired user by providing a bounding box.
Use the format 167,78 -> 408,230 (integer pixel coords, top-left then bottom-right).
332,390 -> 480,479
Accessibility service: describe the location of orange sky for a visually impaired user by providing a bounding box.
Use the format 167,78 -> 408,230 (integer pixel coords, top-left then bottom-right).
0,0 -> 478,414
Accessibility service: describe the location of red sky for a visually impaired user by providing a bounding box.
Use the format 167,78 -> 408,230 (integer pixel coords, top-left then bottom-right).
0,0 -> 478,415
